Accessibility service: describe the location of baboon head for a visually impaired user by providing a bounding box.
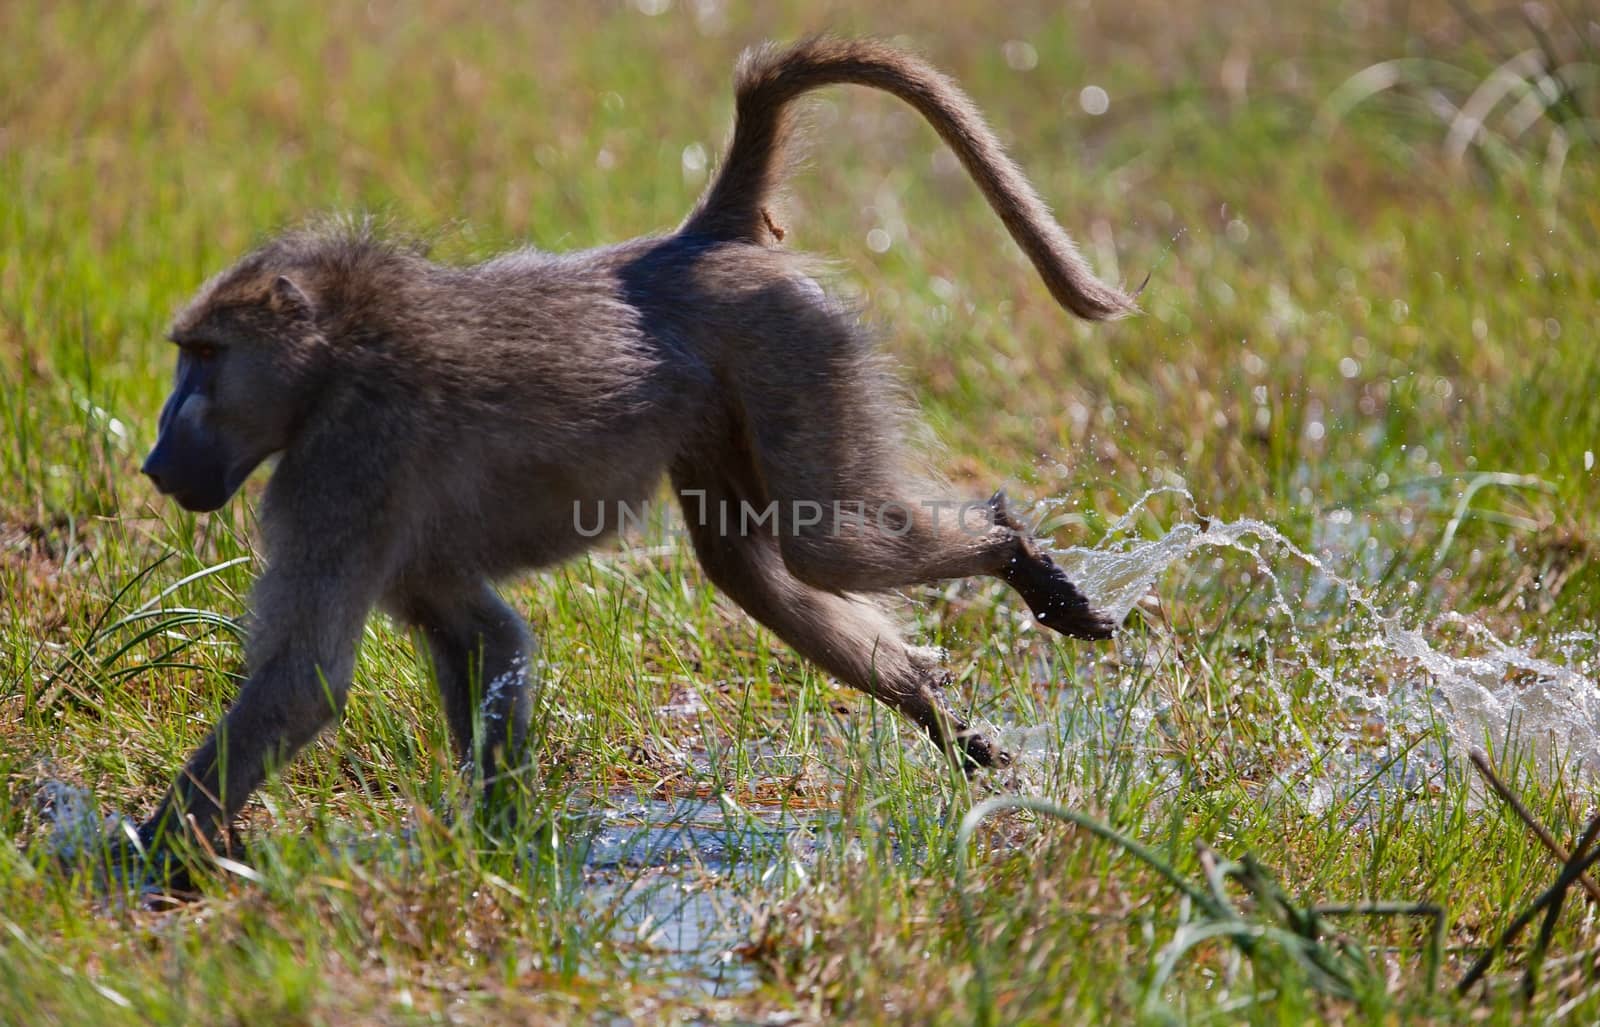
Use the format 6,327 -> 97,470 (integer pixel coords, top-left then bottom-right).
143,269 -> 324,512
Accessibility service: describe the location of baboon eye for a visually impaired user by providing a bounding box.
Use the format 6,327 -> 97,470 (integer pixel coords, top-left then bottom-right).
189,343 -> 219,360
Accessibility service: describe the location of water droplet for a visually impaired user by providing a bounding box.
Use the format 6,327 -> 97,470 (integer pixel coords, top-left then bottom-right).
1079,85 -> 1109,116
1002,40 -> 1038,71
681,141 -> 707,181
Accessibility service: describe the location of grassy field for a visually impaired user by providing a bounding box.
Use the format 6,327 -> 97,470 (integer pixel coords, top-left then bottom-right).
3,0 -> 1598,1022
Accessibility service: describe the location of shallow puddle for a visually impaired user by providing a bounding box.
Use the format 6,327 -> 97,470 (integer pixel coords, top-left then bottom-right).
563,794 -> 827,994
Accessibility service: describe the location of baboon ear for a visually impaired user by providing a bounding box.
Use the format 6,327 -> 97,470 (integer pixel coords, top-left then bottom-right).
269,275 -> 315,321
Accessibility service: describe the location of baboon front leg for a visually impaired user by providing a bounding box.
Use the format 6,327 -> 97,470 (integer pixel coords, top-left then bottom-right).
139,565 -> 371,859
675,470 -> 1006,770
394,581 -> 534,787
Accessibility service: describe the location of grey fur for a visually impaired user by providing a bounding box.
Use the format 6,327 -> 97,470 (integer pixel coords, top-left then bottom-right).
136,37 -> 1124,865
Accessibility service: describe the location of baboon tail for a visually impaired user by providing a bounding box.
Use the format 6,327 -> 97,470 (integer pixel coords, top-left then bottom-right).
679,36 -> 1135,321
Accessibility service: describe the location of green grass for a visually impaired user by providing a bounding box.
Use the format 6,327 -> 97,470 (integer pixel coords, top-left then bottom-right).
2,1 -> 1598,1022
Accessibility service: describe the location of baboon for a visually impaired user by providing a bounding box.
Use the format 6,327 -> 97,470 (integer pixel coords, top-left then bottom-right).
132,37 -> 1133,872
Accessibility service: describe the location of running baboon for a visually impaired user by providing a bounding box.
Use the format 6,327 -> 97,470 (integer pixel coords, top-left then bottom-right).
132,36 -> 1132,869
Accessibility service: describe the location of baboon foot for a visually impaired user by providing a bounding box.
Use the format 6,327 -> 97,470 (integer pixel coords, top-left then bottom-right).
1003,553 -> 1115,639
989,492 -> 1116,640
951,726 -> 1012,775
907,645 -> 1013,773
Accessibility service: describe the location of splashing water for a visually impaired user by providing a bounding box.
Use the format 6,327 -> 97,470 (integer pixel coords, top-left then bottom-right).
1038,487 -> 1598,783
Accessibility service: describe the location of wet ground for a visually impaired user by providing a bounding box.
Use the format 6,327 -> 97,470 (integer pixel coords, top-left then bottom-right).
37,491 -> 1599,995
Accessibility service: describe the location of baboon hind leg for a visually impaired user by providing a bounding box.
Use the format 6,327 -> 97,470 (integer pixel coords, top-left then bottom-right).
673,466 -> 1007,770
733,306 -> 1112,638
391,580 -> 534,787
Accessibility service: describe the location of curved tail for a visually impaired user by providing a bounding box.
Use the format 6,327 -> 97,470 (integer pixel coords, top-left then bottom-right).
680,36 -> 1135,321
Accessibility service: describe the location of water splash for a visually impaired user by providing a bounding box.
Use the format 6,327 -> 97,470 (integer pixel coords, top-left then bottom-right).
1035,488 -> 1597,784
1056,510 -> 1299,628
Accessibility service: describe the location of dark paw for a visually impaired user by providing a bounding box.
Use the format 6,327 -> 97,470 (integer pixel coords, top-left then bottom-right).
953,729 -> 1013,775
988,491 -> 1116,640
1029,587 -> 1116,640
103,823 -> 202,900
1003,552 -> 1115,640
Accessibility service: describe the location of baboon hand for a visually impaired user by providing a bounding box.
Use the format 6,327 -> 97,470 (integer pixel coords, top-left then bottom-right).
101,821 -> 201,900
